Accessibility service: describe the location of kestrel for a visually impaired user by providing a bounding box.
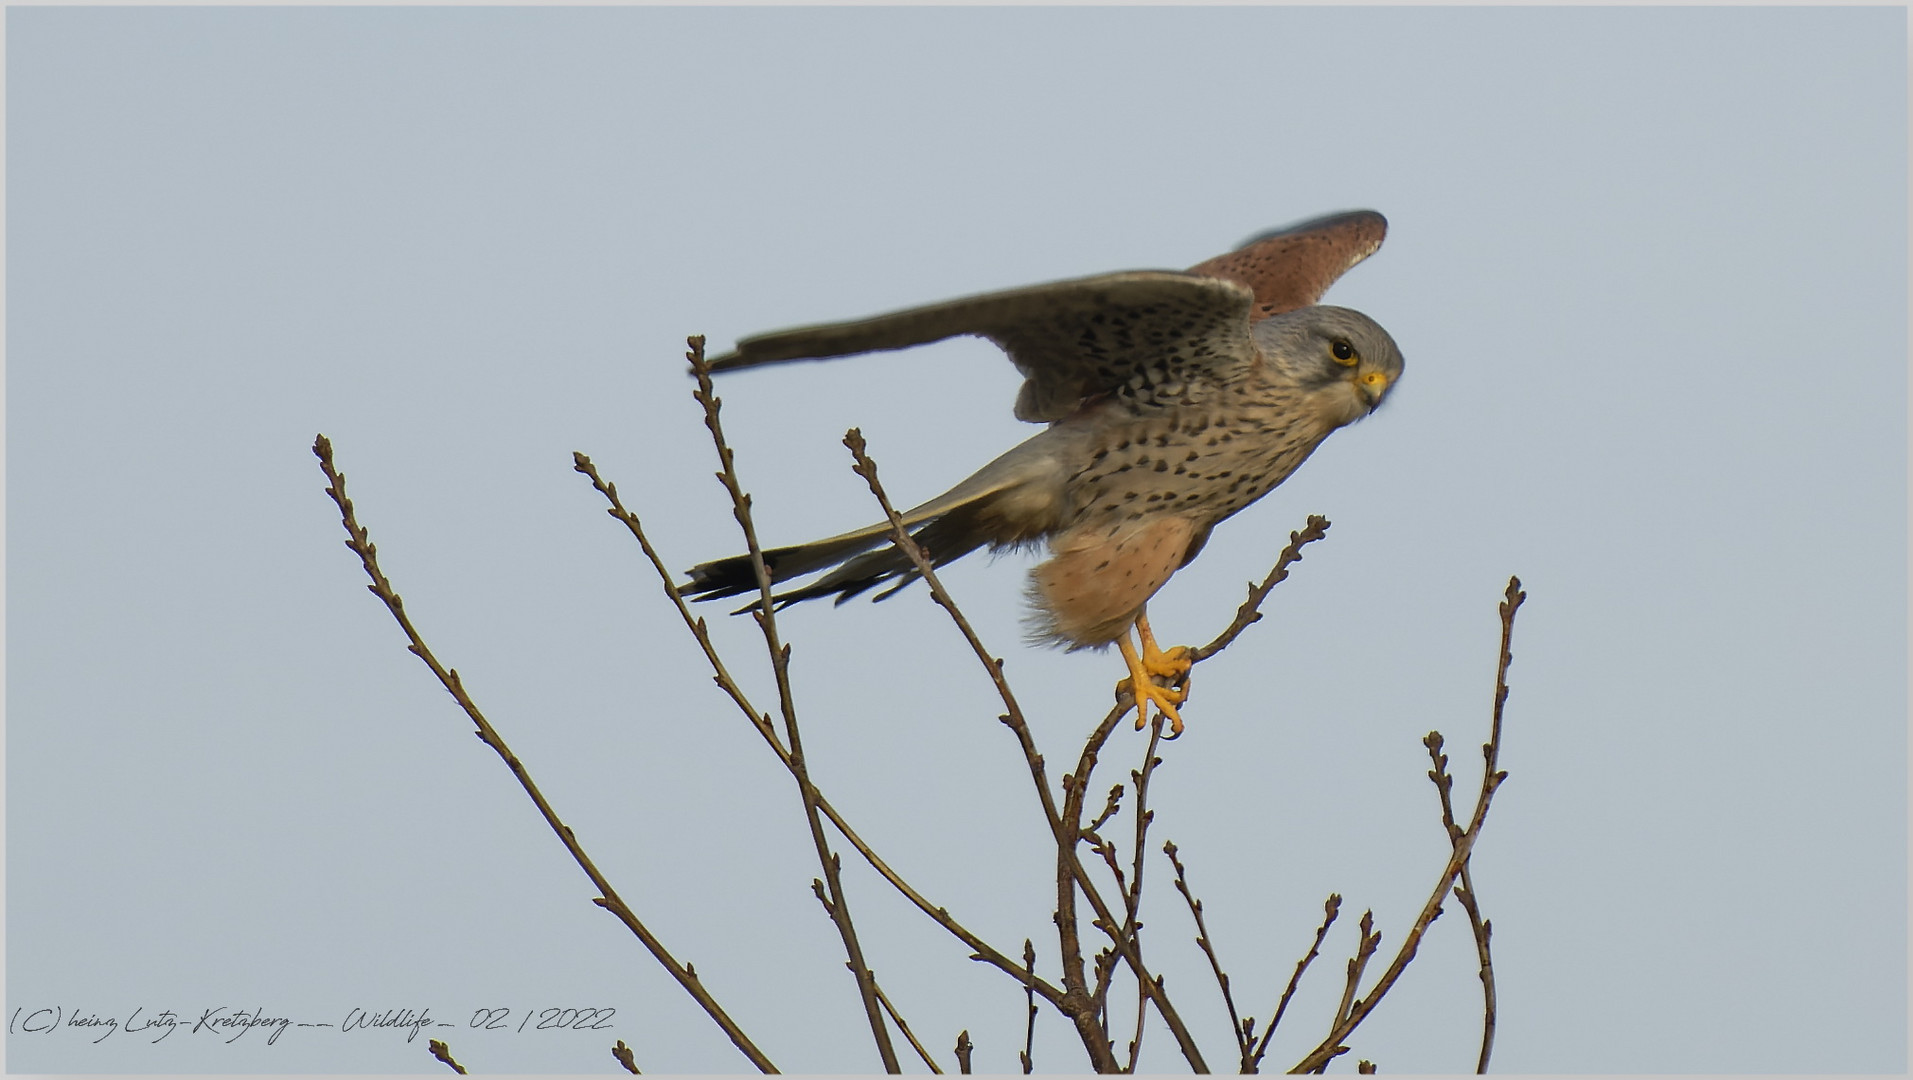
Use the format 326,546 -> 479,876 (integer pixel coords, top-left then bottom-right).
686,210 -> 1403,736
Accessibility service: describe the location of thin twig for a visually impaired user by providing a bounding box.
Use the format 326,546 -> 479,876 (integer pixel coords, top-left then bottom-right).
1082,830 -> 1127,920
804,884 -> 944,1074
573,452 -> 1067,1010
612,1039 -> 642,1074
1125,976 -> 1149,1074
1072,732 -> 1151,1027
1188,516 -> 1330,662
1018,939 -> 1039,1073
1246,893 -> 1340,1072
1128,721 -> 1168,1057
1426,734 -> 1497,1074
1053,761 -> 1102,1067
874,972 -> 944,1074
1290,577 -> 1525,1074
1088,784 -> 1126,835
1454,873 -> 1495,1074
689,340 -> 899,1073
1128,726 -> 1166,928
955,1030 -> 974,1075
1316,910 -> 1381,1071
1470,576 -> 1528,1073
1333,911 -> 1381,1031
427,1039 -> 466,1075
313,435 -> 777,1074
1163,840 -> 1249,1066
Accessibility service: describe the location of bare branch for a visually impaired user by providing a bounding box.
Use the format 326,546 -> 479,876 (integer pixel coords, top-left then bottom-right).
1090,715 -> 1167,1038
1163,839 -> 1249,1067
1125,720 -> 1167,941
427,1039 -> 467,1075
1426,734 -> 1497,1074
873,972 -> 945,1075
1331,910 -> 1382,1037
1125,977 -> 1149,1075
1088,783 -> 1126,835
1246,893 -> 1341,1072
1485,577 -> 1525,804
612,1039 -> 641,1074
1290,577 -> 1525,1073
1188,516 -> 1330,663
1467,575 -> 1529,1072
1020,940 -> 1038,1075
799,890 -> 941,1072
688,339 -> 899,1072
1053,768 -> 1101,1066
955,1030 -> 974,1075
1453,876 -> 1496,1074
313,434 -> 777,1074
1424,732 -> 1460,841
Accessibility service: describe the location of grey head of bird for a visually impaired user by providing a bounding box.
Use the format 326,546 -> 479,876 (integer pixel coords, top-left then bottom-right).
1254,304 -> 1405,430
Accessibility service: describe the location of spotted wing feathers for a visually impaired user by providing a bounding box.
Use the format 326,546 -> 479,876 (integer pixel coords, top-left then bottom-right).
709,271 -> 1259,423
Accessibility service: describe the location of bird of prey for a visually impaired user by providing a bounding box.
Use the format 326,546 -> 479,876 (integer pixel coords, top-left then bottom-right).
686,210 -> 1403,736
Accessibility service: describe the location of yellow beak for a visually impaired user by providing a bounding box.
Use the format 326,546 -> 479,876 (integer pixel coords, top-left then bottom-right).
1355,370 -> 1391,406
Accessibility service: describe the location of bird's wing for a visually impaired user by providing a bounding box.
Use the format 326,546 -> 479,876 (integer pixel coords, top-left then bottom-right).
708,271 -> 1258,422
1186,210 -> 1387,321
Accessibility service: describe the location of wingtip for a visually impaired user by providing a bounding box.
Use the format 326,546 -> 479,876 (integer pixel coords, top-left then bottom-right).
1235,209 -> 1386,251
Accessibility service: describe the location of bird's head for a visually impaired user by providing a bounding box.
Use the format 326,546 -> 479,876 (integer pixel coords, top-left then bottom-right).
1255,305 -> 1404,428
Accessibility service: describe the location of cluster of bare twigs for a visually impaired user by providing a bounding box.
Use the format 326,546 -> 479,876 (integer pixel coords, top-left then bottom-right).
314,334 -> 1525,1074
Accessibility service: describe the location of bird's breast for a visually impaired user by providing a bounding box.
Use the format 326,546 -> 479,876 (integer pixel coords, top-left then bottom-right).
1059,387 -> 1331,535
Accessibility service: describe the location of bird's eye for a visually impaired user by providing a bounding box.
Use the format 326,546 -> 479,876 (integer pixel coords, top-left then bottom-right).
1330,340 -> 1357,365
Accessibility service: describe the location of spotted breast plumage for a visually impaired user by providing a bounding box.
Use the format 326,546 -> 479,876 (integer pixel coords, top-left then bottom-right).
685,210 -> 1404,735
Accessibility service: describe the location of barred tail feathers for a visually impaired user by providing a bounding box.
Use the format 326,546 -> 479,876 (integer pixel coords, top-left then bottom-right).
682,456 -> 1054,608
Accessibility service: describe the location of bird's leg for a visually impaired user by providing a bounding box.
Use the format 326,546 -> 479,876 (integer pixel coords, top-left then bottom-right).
1116,615 -> 1188,737
1135,610 -> 1193,685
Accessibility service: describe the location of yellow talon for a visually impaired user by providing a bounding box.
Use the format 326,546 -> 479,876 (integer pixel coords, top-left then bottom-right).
1116,611 -> 1193,737
1137,611 -> 1193,682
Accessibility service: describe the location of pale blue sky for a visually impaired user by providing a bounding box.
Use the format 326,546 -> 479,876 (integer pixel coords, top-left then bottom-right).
8,6 -> 1906,1074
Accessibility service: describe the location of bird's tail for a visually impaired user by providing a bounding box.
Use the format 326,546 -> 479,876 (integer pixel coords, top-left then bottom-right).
682,466 -> 1042,610
680,514 -> 980,610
